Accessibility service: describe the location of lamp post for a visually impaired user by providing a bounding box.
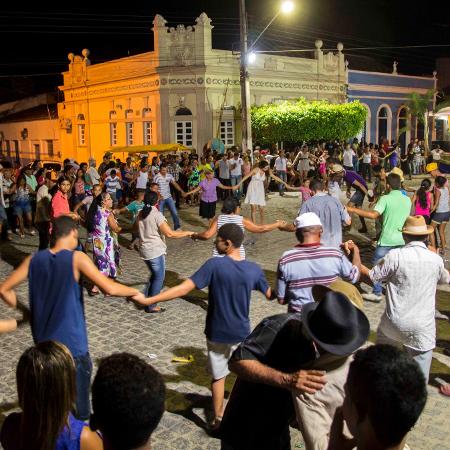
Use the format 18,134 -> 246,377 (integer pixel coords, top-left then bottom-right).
239,1 -> 294,164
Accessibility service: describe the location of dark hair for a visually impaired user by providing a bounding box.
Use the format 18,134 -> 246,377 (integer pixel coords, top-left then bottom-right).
86,192 -> 109,233
435,176 -> 447,188
372,165 -> 382,174
258,160 -> 269,169
386,173 -> 401,190
57,175 -> 71,186
347,344 -> 427,447
91,353 -> 165,449
309,178 -> 324,192
221,197 -> 240,214
16,341 -> 76,450
159,163 -> 167,170
110,169 -> 116,176
416,179 -> 431,209
52,216 -> 79,242
217,223 -> 244,248
140,191 -> 159,220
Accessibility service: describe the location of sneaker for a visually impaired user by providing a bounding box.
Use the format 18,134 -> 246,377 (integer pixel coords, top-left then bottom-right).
359,282 -> 373,294
362,292 -> 383,303
29,230 -> 36,236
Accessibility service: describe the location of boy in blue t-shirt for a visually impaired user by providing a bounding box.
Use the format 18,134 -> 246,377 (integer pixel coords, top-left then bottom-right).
132,223 -> 273,428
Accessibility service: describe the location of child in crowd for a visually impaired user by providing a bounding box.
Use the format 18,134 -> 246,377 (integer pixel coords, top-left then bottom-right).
14,176 -> 35,238
412,179 -> 433,224
104,169 -> 122,207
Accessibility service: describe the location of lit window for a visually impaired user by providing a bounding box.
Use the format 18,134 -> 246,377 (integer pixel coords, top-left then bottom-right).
175,121 -> 193,147
143,121 -> 152,145
220,120 -> 234,146
110,123 -> 117,146
126,122 -> 134,146
78,124 -> 86,146
46,140 -> 54,157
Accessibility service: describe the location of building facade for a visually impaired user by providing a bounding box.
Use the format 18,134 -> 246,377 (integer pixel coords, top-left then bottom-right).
348,67 -> 436,148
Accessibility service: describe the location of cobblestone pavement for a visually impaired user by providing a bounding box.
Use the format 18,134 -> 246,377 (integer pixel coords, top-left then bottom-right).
1,186 -> 449,449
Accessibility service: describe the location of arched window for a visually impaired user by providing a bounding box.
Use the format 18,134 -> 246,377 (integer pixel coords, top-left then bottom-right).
142,108 -> 151,118
377,106 -> 391,144
109,111 -> 117,120
77,113 -> 85,121
175,107 -> 192,116
397,106 -> 408,151
125,109 -> 133,119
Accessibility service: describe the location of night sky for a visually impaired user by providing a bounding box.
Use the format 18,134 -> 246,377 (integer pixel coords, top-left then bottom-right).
0,0 -> 448,103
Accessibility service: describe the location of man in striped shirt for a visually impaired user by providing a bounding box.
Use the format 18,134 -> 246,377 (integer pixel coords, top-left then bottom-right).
277,212 -> 360,313
153,164 -> 186,230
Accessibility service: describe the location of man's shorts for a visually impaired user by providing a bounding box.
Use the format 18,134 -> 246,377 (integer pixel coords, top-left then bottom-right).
432,211 -> 450,224
349,189 -> 365,207
206,340 -> 240,380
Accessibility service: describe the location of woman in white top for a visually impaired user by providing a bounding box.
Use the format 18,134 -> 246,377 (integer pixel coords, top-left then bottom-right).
192,196 -> 285,258
296,145 -> 311,182
137,191 -> 194,313
235,160 -> 287,224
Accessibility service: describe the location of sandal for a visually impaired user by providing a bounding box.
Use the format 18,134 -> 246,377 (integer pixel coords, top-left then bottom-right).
144,306 -> 166,313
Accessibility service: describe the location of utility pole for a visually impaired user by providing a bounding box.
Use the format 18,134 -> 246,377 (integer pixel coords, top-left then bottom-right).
239,0 -> 253,164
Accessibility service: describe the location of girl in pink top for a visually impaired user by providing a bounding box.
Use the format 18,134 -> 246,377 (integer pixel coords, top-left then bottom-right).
412,179 -> 434,224
298,179 -> 312,203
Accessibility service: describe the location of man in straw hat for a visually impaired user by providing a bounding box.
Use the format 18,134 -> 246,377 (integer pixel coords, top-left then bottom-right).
345,215 -> 449,381
220,283 -> 370,449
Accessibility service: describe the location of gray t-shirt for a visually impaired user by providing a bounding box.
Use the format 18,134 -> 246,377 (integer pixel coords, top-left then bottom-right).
138,207 -> 167,260
218,159 -> 230,179
300,193 -> 350,248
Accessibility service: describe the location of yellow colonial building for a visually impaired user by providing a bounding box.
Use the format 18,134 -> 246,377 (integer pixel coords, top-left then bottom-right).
1,12 -> 347,164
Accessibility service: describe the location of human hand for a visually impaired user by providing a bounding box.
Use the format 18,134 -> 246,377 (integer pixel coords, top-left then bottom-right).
289,369 -> 327,394
346,205 -> 355,213
342,240 -> 358,256
346,191 -> 351,199
191,233 -> 198,240
277,220 -> 287,227
181,191 -> 188,198
130,292 -> 147,305
231,185 -> 239,190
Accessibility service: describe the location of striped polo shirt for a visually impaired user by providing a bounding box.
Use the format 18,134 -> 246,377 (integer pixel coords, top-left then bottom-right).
153,173 -> 174,199
276,243 -> 359,313
213,214 -> 246,258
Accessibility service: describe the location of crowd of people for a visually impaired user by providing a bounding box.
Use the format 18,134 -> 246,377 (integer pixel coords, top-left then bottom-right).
0,137 -> 449,450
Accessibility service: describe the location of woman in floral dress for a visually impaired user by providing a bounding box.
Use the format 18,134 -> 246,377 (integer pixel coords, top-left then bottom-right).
86,192 -> 121,293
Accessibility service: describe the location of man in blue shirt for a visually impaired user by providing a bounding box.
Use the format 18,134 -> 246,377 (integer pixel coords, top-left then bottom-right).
133,223 -> 272,428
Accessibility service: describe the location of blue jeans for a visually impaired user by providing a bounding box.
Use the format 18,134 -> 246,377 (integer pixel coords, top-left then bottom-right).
73,353 -> 93,420
144,255 -> 166,312
159,197 -> 180,229
230,175 -> 242,198
372,245 -> 402,295
277,171 -> 287,194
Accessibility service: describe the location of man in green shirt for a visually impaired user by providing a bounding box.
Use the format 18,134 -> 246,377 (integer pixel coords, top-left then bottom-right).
347,173 -> 411,302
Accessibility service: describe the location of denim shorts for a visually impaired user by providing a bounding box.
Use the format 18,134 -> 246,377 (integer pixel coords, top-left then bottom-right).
432,211 -> 450,224
350,189 -> 365,206
13,200 -> 32,216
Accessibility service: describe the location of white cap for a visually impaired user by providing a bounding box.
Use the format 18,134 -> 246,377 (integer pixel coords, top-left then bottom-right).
294,212 -> 322,229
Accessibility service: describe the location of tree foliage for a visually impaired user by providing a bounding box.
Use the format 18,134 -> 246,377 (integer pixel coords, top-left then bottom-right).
251,99 -> 367,143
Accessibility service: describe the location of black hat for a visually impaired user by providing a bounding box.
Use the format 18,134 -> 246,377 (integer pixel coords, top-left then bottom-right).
302,291 -> 370,356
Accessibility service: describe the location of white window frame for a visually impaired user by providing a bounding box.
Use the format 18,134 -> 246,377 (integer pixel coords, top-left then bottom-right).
126,122 -> 134,146
110,123 -> 117,146
175,121 -> 193,147
220,120 -> 234,146
78,124 -> 86,146
143,121 -> 152,145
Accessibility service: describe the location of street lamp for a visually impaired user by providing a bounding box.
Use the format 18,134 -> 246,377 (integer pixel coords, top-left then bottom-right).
239,1 -> 295,163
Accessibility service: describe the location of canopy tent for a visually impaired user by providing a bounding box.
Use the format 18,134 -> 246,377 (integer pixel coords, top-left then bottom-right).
109,144 -> 190,154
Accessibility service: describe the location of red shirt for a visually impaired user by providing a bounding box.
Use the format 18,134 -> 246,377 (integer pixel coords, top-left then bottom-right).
51,190 -> 70,220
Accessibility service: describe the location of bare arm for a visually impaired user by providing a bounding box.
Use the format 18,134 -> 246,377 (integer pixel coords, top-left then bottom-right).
0,256 -> 32,308
159,221 -> 193,239
107,214 -> 122,233
229,359 -> 327,394
74,252 -> 139,297
80,426 -> 103,450
352,180 -> 369,195
192,217 -> 218,240
238,168 -> 256,186
134,279 -> 196,306
184,185 -> 201,197
243,217 -> 284,233
170,179 -> 185,194
0,319 -> 17,334
346,205 -> 380,220
431,188 -> 440,213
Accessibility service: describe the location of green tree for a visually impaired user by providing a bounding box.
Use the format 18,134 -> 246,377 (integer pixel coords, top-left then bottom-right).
250,99 -> 367,144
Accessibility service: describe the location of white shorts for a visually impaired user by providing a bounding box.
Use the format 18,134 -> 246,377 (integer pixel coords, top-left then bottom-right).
206,340 -> 240,380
